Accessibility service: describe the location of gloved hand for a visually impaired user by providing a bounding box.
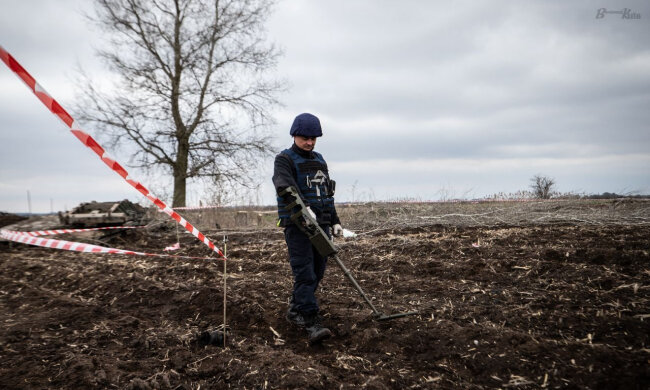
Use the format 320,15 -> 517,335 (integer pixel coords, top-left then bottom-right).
332,224 -> 343,237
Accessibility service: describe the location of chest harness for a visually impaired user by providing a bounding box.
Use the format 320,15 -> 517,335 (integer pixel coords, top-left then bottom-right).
277,148 -> 335,225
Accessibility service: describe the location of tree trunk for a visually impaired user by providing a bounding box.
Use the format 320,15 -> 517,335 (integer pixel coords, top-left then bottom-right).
172,141 -> 189,207
172,171 -> 186,207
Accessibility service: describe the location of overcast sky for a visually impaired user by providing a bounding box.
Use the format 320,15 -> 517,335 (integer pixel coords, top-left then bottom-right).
1,0 -> 649,213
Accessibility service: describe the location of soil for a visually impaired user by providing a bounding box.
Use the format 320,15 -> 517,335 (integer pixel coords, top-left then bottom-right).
0,212 -> 27,228
1,201 -> 649,389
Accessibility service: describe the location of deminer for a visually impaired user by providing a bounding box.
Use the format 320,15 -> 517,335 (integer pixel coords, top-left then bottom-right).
272,113 -> 344,344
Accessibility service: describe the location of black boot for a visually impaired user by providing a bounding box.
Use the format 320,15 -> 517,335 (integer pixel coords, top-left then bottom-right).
304,313 -> 332,345
286,298 -> 310,327
286,307 -> 310,327
286,298 -> 318,327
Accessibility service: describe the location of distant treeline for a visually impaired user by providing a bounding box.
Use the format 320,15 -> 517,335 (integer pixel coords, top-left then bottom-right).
584,192 -> 650,199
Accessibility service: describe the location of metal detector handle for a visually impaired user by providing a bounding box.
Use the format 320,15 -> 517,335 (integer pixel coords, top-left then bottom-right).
279,186 -> 338,257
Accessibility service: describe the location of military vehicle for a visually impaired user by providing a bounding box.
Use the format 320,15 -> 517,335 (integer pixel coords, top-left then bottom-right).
58,200 -> 145,227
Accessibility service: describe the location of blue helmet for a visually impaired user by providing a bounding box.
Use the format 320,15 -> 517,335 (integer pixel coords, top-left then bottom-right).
290,113 -> 322,137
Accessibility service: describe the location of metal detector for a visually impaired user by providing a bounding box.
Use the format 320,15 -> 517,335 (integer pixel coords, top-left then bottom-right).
279,187 -> 419,321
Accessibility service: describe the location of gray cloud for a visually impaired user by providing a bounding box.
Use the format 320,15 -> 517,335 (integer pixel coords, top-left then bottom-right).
265,0 -> 650,202
1,1 -> 649,212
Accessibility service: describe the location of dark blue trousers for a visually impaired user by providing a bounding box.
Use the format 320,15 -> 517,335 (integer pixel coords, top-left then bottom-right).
284,224 -> 329,315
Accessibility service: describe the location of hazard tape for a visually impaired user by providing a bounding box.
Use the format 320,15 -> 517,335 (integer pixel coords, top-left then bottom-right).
170,205 -> 222,211
0,46 -> 225,259
0,229 -> 212,260
8,225 -> 145,237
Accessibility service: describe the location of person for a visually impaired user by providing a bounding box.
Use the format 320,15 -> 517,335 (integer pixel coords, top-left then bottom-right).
272,112 -> 344,344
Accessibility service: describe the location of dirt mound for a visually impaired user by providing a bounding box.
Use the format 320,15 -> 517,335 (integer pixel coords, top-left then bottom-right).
1,204 -> 649,389
0,212 -> 28,228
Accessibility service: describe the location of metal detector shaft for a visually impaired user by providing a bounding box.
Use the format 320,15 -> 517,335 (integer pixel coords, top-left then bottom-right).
334,254 -> 419,321
332,254 -> 383,317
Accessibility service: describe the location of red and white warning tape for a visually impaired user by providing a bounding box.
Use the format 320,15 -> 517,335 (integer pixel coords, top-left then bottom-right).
170,205 -> 222,211
0,229 -> 210,260
0,46 -> 225,259
8,225 -> 144,237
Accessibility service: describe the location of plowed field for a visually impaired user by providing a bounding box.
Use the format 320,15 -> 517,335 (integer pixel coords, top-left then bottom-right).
1,200 -> 649,389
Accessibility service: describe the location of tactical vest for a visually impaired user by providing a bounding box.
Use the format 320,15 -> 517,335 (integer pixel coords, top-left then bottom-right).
277,148 -> 335,225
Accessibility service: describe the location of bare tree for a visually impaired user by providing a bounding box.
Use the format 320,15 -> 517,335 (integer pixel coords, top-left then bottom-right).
530,174 -> 556,199
77,0 -> 284,207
